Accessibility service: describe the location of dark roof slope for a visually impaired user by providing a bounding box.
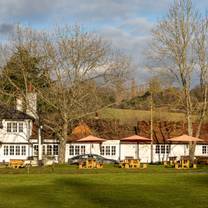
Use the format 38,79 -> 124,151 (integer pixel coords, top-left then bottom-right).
0,104 -> 34,120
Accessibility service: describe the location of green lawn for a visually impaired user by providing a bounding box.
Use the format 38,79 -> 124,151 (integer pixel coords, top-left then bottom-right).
0,165 -> 207,208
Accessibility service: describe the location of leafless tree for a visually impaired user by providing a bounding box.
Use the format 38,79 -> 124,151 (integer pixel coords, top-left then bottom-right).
0,25 -> 131,163
150,0 -> 208,161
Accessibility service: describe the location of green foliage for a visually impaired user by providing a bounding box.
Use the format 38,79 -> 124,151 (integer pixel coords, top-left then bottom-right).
0,47 -> 47,94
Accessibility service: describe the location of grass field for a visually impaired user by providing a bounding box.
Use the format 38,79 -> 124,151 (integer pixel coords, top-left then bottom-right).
0,165 -> 207,208
99,108 -> 187,124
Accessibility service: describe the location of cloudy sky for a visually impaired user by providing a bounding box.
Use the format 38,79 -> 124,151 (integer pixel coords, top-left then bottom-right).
0,0 -> 208,83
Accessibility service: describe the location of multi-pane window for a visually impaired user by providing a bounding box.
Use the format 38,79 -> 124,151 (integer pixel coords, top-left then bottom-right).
106,146 -> 110,155
6,122 -> 24,133
75,146 -> 80,155
3,145 -> 27,156
161,145 -> 165,154
19,123 -> 23,132
47,145 -> 52,155
15,146 -> 20,155
111,146 -> 116,155
4,146 -> 9,155
21,146 -> 26,155
166,145 -> 170,154
7,123 -> 12,132
53,145 -> 59,155
155,145 -> 171,154
202,145 -> 207,154
155,145 -> 160,154
10,146 -> 14,155
12,123 -> 17,132
42,145 -> 46,155
100,146 -> 105,155
34,145 -> 39,156
69,145 -> 74,155
81,146 -> 85,155
101,146 -> 117,156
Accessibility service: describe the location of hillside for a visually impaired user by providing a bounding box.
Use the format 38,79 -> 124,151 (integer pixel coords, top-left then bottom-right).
99,108 -> 201,125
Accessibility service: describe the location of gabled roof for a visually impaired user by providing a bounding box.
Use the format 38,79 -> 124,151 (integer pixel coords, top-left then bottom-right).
0,104 -> 34,120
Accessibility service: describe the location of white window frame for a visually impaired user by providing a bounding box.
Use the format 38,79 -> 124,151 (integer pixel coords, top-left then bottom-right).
69,145 -> 74,156
19,123 -> 24,133
21,146 -> 26,155
111,146 -> 116,156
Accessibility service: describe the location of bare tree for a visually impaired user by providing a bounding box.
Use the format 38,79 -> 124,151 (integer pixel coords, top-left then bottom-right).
150,0 -> 208,161
36,26 -> 130,163
0,25 -> 131,163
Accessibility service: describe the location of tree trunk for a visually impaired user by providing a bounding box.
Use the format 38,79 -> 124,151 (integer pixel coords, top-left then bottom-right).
58,121 -> 68,164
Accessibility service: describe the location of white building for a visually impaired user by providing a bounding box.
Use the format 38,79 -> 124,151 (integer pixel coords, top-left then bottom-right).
0,98 -> 208,163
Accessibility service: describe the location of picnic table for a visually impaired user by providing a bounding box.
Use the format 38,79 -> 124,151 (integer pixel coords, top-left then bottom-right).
119,159 -> 147,169
174,156 -> 197,169
79,158 -> 103,169
164,156 -> 177,168
9,160 -> 25,169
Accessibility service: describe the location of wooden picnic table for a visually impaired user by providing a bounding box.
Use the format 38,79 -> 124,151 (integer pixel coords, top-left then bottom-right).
174,156 -> 197,169
9,160 -> 25,169
79,158 -> 103,169
119,159 -> 147,169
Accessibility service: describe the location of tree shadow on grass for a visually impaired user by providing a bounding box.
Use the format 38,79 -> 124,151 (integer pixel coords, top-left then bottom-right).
0,174 -> 207,208
54,176 -> 208,208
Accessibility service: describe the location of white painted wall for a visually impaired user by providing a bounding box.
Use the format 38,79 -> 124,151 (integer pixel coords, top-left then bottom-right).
0,120 -> 32,143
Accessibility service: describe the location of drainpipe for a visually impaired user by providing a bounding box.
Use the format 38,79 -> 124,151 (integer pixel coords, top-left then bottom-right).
38,125 -> 43,165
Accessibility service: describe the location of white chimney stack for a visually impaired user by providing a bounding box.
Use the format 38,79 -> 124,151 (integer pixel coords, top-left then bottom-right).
26,92 -> 37,119
16,97 -> 23,112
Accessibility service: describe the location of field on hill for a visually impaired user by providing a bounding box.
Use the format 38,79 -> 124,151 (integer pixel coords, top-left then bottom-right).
0,165 -> 207,208
99,108 -> 188,124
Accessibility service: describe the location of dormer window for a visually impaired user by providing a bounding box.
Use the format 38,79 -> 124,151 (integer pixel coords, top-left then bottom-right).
12,123 -> 17,132
7,123 -> 12,132
6,122 -> 24,133
19,123 -> 23,132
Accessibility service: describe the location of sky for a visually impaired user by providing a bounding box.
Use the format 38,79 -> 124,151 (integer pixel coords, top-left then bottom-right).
0,0 -> 208,84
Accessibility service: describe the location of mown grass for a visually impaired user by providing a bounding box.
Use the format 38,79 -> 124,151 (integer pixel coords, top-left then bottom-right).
0,165 -> 207,208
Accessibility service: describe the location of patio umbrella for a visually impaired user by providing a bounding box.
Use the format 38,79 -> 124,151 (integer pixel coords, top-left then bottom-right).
168,134 -> 203,142
168,134 -> 204,157
76,135 -> 106,154
120,135 -> 151,159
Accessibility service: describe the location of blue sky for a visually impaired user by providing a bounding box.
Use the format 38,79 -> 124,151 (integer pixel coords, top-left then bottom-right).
0,0 -> 208,83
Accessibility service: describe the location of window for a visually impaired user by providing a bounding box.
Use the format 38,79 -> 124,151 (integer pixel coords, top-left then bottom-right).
7,123 -> 11,132
15,146 -> 20,155
106,146 -> 110,155
81,146 -> 85,154
47,145 -> 52,155
34,145 -> 39,156
42,145 -> 46,155
53,145 -> 59,155
12,123 -> 17,132
69,145 -> 74,156
111,146 -> 116,155
4,146 -> 8,155
21,146 -> 26,155
19,123 -> 23,132
166,145 -> 170,154
161,145 -> 165,154
202,145 -> 207,154
75,146 -> 80,155
155,145 -> 160,154
10,146 -> 14,155
100,146 -> 105,155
